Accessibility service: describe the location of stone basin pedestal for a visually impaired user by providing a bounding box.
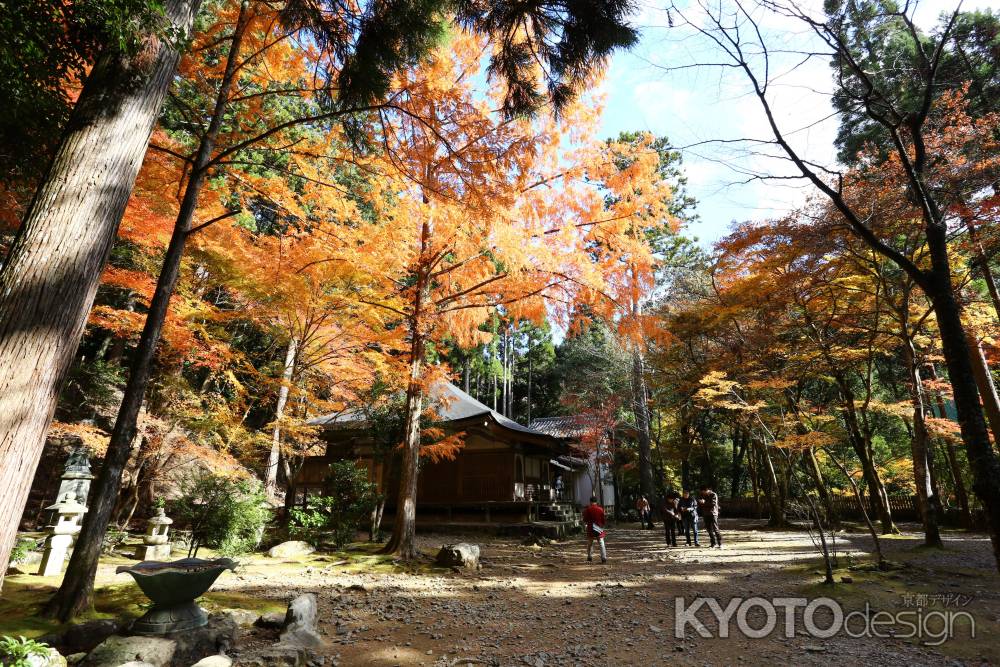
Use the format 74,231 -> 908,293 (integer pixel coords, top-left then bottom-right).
117,557 -> 236,635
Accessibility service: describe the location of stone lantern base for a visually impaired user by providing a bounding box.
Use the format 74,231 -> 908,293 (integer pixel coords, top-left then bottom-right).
136,543 -> 172,560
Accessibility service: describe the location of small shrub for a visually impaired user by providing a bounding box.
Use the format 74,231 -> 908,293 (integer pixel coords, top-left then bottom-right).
0,636 -> 50,667
172,472 -> 271,557
289,461 -> 378,549
8,539 -> 33,565
102,528 -> 130,555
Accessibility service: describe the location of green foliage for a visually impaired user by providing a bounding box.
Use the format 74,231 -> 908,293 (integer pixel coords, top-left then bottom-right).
172,473 -> 271,557
0,636 -> 50,667
289,461 -> 378,549
60,359 -> 126,418
0,0 -> 169,185
7,539 -> 33,566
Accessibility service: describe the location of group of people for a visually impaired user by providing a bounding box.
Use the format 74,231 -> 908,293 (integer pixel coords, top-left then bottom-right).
583,486 -> 723,564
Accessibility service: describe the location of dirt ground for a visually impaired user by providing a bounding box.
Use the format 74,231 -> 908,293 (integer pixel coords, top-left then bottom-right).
214,519 -> 1000,667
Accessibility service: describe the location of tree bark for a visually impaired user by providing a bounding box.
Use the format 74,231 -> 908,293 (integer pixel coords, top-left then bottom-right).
631,349 -> 654,500
265,337 -> 298,498
45,2 -> 247,619
0,0 -> 199,589
968,336 -> 1000,445
380,330 -> 425,559
900,333 -> 943,547
925,263 -> 1000,569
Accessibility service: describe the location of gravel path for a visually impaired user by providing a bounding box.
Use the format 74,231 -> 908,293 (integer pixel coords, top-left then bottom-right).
219,520 -> 1000,666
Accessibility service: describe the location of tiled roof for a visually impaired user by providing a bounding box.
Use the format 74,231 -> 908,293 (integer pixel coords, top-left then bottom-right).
528,414 -> 602,439
309,381 -> 548,437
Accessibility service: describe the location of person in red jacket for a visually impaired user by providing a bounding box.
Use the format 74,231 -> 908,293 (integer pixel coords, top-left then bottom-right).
582,496 -> 607,563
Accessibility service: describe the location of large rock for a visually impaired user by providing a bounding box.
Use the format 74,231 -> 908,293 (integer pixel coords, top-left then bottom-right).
278,594 -> 323,649
81,636 -> 176,667
189,656 -> 232,667
239,645 -> 309,667
435,543 -> 480,569
171,614 -> 239,666
80,614 -> 236,667
40,619 -> 123,655
26,647 -> 68,667
267,541 -> 314,558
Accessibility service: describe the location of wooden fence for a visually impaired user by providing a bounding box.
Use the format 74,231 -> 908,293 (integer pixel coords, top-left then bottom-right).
722,495 -> 922,522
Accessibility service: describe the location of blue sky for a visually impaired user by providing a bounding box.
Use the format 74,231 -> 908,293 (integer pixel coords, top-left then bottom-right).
597,0 -> 1000,248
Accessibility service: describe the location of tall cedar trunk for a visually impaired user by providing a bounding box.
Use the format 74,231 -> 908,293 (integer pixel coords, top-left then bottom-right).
631,349 -> 654,499
0,0 -> 199,588
928,364 -> 972,527
900,330 -> 943,547
835,375 -> 895,533
925,258 -> 1000,570
462,353 -> 470,393
265,337 -> 298,498
46,4 -> 248,620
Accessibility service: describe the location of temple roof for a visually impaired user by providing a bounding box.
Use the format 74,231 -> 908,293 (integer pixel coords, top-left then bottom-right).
309,381 -> 549,438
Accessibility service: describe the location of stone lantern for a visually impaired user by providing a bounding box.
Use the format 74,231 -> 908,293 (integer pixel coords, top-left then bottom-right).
38,492 -> 87,577
136,506 -> 173,561
56,445 -> 95,507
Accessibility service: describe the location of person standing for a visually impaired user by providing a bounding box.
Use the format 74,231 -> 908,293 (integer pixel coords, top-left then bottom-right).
636,495 -> 652,529
554,473 -> 565,501
582,495 -> 607,563
661,494 -> 680,547
699,485 -> 722,548
679,489 -> 701,547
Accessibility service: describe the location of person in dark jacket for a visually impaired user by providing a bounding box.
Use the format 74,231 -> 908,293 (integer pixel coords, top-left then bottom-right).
679,489 -> 700,547
699,485 -> 722,548
661,494 -> 680,546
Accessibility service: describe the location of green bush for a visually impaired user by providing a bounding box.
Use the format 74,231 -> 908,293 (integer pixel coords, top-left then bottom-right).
172,472 -> 271,557
102,528 -> 130,555
0,636 -> 50,667
8,539 -> 33,565
290,461 -> 378,549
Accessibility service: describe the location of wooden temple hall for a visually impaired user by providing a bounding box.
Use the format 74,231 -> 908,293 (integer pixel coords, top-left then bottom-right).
294,382 -> 588,530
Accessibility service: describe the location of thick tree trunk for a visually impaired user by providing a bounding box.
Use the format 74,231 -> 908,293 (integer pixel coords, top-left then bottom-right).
925,261 -> 1000,570
380,332 -> 425,559
265,337 -> 298,498
901,335 -> 943,547
631,350 -> 654,500
0,0 -> 198,589
45,3 -> 247,619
